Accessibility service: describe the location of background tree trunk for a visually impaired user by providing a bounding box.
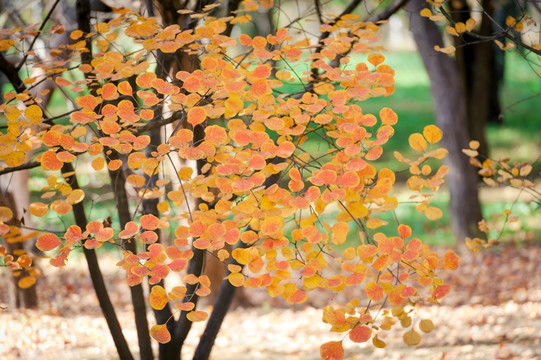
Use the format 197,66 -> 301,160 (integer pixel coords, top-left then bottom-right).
407,0 -> 485,242
0,175 -> 38,309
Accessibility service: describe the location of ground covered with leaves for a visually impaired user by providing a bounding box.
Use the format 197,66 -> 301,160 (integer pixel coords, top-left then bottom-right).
1,244 -> 541,360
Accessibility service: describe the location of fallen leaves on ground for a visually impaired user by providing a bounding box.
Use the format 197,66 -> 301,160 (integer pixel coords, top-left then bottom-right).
1,244 -> 541,359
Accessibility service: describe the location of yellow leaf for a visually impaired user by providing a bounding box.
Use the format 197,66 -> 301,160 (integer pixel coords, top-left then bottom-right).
445,26 -> 459,36
423,125 -> 442,144
372,336 -> 386,348
18,276 -> 36,289
462,149 -> 478,157
25,105 -> 43,124
429,14 -> 445,21
408,133 -> 427,152
469,140 -> 480,150
420,8 -> 432,17
519,164 -> 532,177
70,30 -> 84,40
465,18 -> 476,31
186,310 -> 208,322
425,206 -> 443,220
419,319 -> 435,333
0,206 -> 13,222
403,329 -> 421,346
66,189 -> 85,205
178,167 -> 193,181
226,272 -> 245,287
149,285 -> 169,310
29,202 -> 49,217
434,45 -> 456,54
455,22 -> 466,33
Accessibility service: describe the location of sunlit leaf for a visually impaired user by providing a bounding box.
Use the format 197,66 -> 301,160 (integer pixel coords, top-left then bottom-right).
149,285 -> 169,310
186,310 -> 208,322
349,325 -> 371,343
320,340 -> 344,360
150,324 -> 171,344
408,133 -> 427,152
423,125 -> 443,144
37,233 -> 62,251
366,281 -> 384,302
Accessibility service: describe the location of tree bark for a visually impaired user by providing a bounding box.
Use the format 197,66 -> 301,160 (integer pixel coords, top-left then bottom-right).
0,188 -> 38,309
407,0 -> 485,242
62,163 -> 134,360
450,0 -> 497,158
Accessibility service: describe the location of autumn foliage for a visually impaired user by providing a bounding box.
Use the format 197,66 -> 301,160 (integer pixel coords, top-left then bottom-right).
0,1 -> 459,358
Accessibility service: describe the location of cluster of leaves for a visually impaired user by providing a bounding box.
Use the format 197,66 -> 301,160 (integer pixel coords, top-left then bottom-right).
462,141 -> 540,252
419,1 -> 541,58
0,1 -> 458,357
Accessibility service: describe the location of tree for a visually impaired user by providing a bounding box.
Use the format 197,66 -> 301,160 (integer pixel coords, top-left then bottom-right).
408,0 -> 541,242
1,0 -> 503,359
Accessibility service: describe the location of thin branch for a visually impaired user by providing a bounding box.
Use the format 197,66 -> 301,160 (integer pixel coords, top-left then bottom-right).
16,0 -> 62,71
0,162 -> 40,177
366,0 -> 410,22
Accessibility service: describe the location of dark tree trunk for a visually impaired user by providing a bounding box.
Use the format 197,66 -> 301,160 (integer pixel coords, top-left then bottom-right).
450,0 -> 499,158
407,0 -> 485,242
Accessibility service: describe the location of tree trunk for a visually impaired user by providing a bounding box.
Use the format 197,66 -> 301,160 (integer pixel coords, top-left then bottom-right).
450,0 -> 498,158
407,0 -> 485,242
0,177 -> 38,309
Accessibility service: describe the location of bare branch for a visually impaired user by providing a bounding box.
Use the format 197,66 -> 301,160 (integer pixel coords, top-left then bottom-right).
16,0 -> 62,71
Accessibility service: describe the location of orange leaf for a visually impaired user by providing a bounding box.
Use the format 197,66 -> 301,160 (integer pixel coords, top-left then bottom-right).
75,94 -> 99,112
365,281 -> 384,302
29,202 -> 49,217
140,214 -> 159,230
287,288 -> 307,304
368,53 -> 385,67
141,230 -> 158,244
37,233 -> 62,251
183,76 -> 202,92
397,224 -> 411,239
379,107 -> 398,125
442,250 -> 459,270
102,83 -> 118,100
331,222 -> 349,245
118,81 -> 133,96
150,285 -> 169,310
432,284 -> 451,300
136,72 -> 157,88
204,125 -> 228,145
18,276 -> 36,289
365,146 -> 383,160
260,216 -> 283,236
320,340 -> 344,360
187,106 -> 207,126
349,325 -> 371,343
41,151 -> 63,171
186,310 -> 208,322
150,324 -> 171,344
